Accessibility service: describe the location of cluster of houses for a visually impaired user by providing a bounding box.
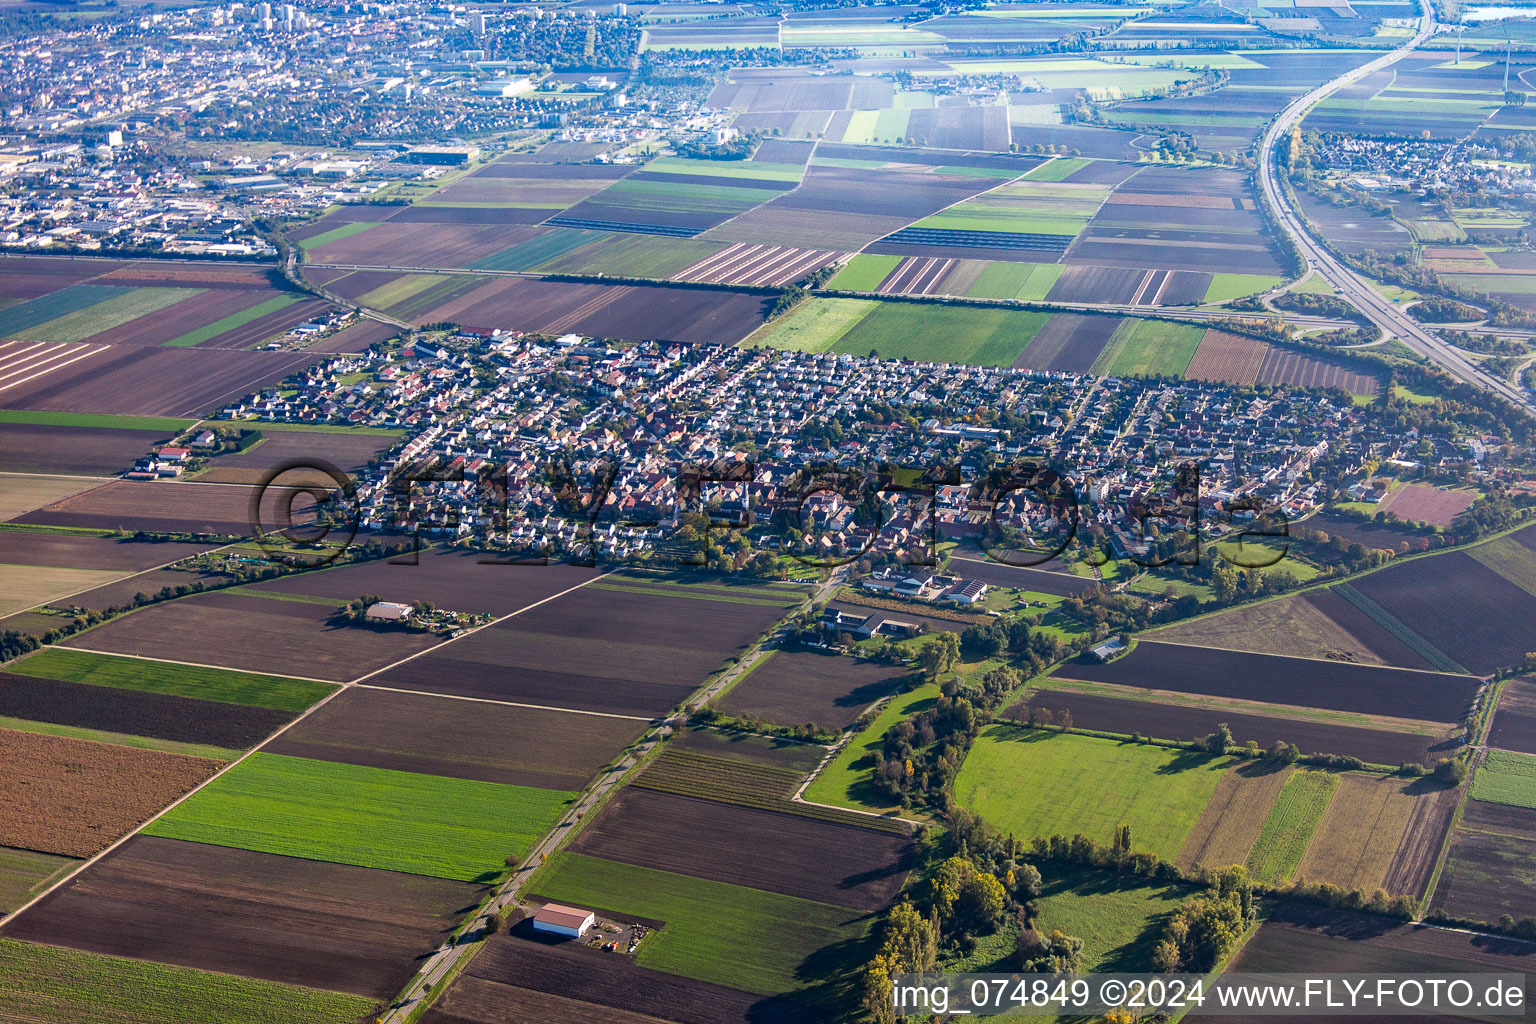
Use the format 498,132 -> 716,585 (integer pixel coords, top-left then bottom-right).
123,432 -> 219,481
212,332 -> 1505,562
861,566 -> 989,605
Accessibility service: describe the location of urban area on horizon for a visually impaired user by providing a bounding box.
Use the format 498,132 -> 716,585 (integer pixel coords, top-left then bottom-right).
0,0 -> 1535,1020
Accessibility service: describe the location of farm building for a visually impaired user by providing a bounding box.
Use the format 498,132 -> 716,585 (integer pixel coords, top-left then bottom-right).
1090,638 -> 1127,662
532,902 -> 595,938
365,601 -> 414,622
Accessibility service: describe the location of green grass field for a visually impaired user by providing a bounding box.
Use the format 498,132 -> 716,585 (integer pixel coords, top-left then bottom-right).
747,297 -> 879,352
0,939 -> 373,1024
806,683 -> 941,814
0,849 -> 76,914
532,853 -> 870,996
1205,274 -> 1282,303
353,273 -> 443,311
1024,157 -> 1092,181
1094,318 -> 1204,377
10,649 -> 335,712
1034,863 -> 1190,972
163,295 -> 302,348
918,183 -> 1104,236
146,753 -> 572,881
1470,749 -> 1536,810
973,261 -> 1064,302
536,233 -> 722,279
1245,770 -> 1338,885
646,156 -> 805,183
833,302 -> 1051,366
297,221 -> 376,252
954,728 -> 1233,860
0,410 -> 191,432
828,254 -> 901,292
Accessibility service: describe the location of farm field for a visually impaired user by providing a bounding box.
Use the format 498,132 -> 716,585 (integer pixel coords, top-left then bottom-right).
1,835 -> 477,1001
530,852 -> 870,997
0,342 -> 319,418
462,928 -> 786,1024
0,727 -> 218,857
742,297 -> 878,353
1431,827 -> 1536,925
1055,641 -> 1477,723
0,672 -> 292,752
1222,903 -> 1536,1013
393,276 -> 771,345
0,562 -> 125,616
65,590 -> 445,681
249,547 -> 600,618
1022,687 -> 1445,766
0,423 -> 175,476
376,583 -> 792,716
421,977 -> 700,1024
265,686 -> 643,790
0,937 -> 375,1024
1294,773 -> 1457,897
569,787 -> 912,912
0,473 -> 107,522
0,530 -> 212,571
667,725 -> 827,774
1489,679 -> 1536,755
145,752 -> 572,881
16,477 -> 266,534
1092,318 -> 1205,377
830,301 -> 1051,366
717,647 -> 908,731
1175,763 -> 1293,874
953,727 -> 1233,860
0,847 -> 76,914
1470,749 -> 1536,809
1011,312 -> 1121,373
1148,588 -> 1440,670
1468,534 -> 1536,599
7,648 -> 335,711
1244,770 -> 1339,885
1348,551 -> 1536,675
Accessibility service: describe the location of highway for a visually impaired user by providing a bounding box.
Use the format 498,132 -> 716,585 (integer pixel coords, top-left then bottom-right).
1256,9 -> 1536,414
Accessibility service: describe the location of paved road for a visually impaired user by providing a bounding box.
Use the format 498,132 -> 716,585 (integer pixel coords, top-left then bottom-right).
1256,12 -> 1536,414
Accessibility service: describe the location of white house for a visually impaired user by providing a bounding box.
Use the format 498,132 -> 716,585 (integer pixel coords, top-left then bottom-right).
531,903 -> 595,938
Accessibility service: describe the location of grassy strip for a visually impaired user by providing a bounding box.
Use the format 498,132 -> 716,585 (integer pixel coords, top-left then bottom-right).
586,582 -> 799,608
8,649 -> 335,712
1331,584 -> 1466,674
0,409 -> 191,432
530,852 -> 870,996
297,221 -> 377,252
163,295 -> 301,348
1041,676 -> 1445,737
0,938 -> 374,1024
145,752 -> 574,881
237,420 -> 403,437
1245,770 -> 1338,884
0,715 -> 241,761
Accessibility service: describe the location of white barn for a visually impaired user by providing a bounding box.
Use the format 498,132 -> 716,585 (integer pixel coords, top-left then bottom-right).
531,903 -> 595,938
